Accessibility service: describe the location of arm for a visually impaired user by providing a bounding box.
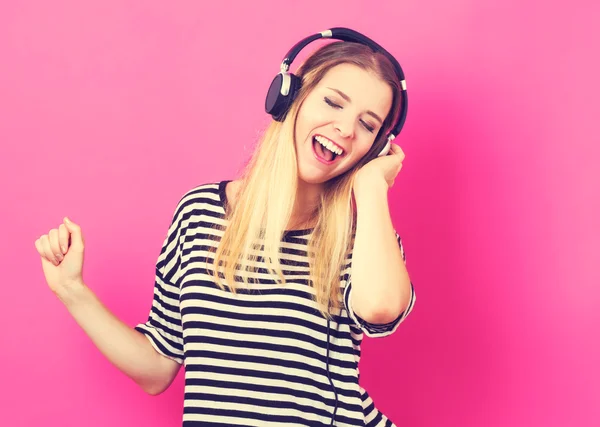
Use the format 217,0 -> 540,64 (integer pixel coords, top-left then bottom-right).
59,282 -> 181,395
350,179 -> 413,324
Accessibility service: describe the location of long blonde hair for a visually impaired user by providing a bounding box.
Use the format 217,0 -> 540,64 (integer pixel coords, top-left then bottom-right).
208,41 -> 404,319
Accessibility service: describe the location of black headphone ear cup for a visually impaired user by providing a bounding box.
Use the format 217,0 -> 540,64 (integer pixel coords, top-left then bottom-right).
265,73 -> 284,118
288,73 -> 302,103
265,73 -> 303,122
275,73 -> 301,121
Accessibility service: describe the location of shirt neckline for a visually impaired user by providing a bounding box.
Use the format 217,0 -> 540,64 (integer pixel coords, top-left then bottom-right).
218,180 -> 314,238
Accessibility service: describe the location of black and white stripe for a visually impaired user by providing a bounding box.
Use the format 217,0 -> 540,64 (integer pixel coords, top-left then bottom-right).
135,180 -> 416,426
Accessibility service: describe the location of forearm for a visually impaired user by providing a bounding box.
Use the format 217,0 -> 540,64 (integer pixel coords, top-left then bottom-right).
58,283 -> 176,394
351,181 -> 412,323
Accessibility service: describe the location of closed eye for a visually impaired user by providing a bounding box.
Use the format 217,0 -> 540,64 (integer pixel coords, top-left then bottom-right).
324,97 -> 341,109
323,97 -> 376,133
361,120 -> 375,133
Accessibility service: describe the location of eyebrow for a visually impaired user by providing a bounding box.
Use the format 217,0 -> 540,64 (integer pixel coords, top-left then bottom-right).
326,87 -> 384,124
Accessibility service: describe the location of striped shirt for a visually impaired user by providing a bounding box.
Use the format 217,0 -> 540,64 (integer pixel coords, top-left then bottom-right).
135,180 -> 416,426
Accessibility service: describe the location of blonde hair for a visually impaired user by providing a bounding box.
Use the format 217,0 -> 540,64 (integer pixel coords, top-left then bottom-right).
207,41 -> 404,320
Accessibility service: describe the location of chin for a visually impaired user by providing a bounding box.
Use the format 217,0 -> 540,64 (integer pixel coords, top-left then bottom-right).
297,174 -> 330,186
297,168 -> 347,186
295,147 -> 355,186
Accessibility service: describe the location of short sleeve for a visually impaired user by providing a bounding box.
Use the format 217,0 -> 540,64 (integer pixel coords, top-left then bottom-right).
344,231 -> 416,338
135,196 -> 186,364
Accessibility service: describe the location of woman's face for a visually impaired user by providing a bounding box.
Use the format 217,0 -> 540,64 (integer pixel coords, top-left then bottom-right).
294,63 -> 393,186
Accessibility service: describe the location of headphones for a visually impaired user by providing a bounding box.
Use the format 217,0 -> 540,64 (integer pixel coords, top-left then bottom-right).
265,27 -> 408,158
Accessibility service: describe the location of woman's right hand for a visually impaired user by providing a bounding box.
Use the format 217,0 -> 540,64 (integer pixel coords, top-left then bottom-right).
34,217 -> 86,296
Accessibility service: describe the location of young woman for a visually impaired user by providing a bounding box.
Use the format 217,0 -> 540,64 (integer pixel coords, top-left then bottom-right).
35,29 -> 415,427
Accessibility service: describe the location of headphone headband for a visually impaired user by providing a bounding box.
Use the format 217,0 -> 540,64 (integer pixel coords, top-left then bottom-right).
265,27 -> 408,156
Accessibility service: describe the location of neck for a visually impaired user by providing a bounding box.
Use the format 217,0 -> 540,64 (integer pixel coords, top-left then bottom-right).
288,179 -> 323,230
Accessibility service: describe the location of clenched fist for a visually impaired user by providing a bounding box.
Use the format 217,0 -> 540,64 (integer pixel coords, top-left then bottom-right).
34,217 -> 86,297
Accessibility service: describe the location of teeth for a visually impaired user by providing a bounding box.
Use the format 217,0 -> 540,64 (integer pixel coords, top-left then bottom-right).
315,136 -> 332,153
315,135 -> 343,156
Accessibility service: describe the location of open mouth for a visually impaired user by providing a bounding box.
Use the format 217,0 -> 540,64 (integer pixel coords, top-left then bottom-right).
312,135 -> 344,164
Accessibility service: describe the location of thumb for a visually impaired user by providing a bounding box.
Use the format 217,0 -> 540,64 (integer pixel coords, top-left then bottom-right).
63,217 -> 85,251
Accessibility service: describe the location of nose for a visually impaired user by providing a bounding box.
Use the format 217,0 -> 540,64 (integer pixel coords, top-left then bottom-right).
334,116 -> 354,139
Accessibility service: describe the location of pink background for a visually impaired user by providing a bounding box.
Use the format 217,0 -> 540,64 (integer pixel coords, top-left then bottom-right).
1,1 -> 598,426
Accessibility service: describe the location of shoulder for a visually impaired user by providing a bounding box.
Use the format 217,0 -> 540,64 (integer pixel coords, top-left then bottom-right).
179,181 -> 223,201
170,180 -> 229,220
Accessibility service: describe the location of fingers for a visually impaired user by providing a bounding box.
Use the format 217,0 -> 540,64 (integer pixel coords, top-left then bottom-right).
34,238 -> 45,261
389,143 -> 405,161
47,228 -> 64,262
58,223 -> 69,254
34,218 -> 80,267
36,233 -> 61,266
63,217 -> 84,251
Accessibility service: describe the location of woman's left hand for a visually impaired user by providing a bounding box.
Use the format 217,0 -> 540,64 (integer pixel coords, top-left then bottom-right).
354,143 -> 405,192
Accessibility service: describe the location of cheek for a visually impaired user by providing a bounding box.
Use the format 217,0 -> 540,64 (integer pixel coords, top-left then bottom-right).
352,141 -> 374,161
294,112 -> 308,145
298,98 -> 324,128
295,115 -> 318,145
340,146 -> 369,171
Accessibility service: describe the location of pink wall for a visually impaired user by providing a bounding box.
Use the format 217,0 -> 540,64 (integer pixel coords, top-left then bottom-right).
2,1 -> 598,426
